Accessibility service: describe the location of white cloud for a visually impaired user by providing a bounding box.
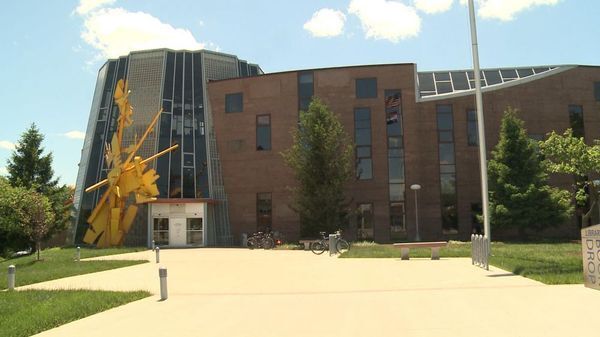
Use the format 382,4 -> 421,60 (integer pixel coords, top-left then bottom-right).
0,167 -> 7,176
0,141 -> 15,150
63,131 -> 86,140
80,7 -> 205,59
303,8 -> 346,37
414,0 -> 454,14
75,0 -> 116,15
460,0 -> 560,21
348,0 -> 421,42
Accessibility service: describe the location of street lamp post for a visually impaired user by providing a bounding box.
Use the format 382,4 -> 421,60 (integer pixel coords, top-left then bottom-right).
410,184 -> 422,241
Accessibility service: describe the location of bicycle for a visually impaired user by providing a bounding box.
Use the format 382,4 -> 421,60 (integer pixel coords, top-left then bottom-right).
310,230 -> 349,255
247,232 -> 275,250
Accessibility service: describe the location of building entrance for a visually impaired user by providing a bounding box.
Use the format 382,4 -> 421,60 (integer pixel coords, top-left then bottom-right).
150,202 -> 207,247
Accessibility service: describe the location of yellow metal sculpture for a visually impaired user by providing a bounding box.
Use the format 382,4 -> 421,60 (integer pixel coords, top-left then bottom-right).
83,79 -> 178,247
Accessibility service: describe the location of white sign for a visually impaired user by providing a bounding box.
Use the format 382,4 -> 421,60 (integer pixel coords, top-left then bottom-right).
581,224 -> 600,290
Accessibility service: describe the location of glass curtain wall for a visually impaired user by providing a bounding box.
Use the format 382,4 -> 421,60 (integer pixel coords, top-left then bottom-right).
437,104 -> 458,234
385,90 -> 406,240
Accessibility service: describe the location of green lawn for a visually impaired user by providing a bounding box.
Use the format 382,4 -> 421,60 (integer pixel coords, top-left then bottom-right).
0,247 -> 148,290
340,241 -> 583,284
0,290 -> 151,337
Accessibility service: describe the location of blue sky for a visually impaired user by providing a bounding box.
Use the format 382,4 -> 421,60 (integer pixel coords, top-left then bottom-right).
0,0 -> 598,186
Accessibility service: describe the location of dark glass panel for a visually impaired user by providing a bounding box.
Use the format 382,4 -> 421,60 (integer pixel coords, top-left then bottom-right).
225,93 -> 243,113
170,113 -> 182,198
469,80 -> 486,89
239,60 -> 248,77
174,53 -> 183,104
387,120 -> 402,136
439,143 -> 455,165
182,167 -> 195,198
533,67 -> 550,74
257,125 -> 271,151
355,120 -> 370,129
388,157 -> 404,183
471,203 -> 483,234
569,105 -> 584,138
298,72 -> 314,99
438,130 -> 453,142
356,146 -> 371,158
355,129 -> 371,146
356,78 -> 377,98
434,72 -> 450,81
484,70 -> 502,85
357,158 -> 373,180
440,173 -> 456,195
116,57 -> 128,82
390,202 -> 405,235
98,108 -> 108,121
354,107 -> 370,121
388,136 -> 402,149
100,62 -> 116,109
437,111 -> 453,130
184,53 -> 193,105
451,72 -> 469,90
418,73 -> 435,92
467,71 -> 485,79
436,82 -> 452,94
517,68 -> 534,77
389,183 -> 405,201
249,65 -> 258,76
184,153 -> 194,167
440,164 -> 456,173
257,193 -> 272,232
500,69 -> 517,79
156,112 -> 171,198
388,148 -> 403,157
299,97 -> 311,112
594,82 -> 600,101
163,52 -> 175,100
84,121 -> 106,189
187,218 -> 203,231
162,100 -> 172,112
467,110 -> 479,146
436,104 -> 452,114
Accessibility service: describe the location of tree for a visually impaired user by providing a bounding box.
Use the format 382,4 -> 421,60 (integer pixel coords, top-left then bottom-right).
281,98 -> 354,237
5,123 -> 72,239
539,129 -> 600,227
0,177 -> 30,255
488,108 -> 572,239
25,192 -> 55,261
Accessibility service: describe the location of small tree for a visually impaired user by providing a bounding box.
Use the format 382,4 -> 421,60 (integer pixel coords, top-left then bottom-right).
26,192 -> 55,261
281,98 -> 354,237
488,108 -> 572,239
0,177 -> 30,255
539,129 -> 600,226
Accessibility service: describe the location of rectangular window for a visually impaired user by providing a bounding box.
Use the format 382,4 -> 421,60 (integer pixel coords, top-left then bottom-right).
356,203 -> 373,240
356,78 -> 377,98
355,108 -> 372,179
568,105 -> 584,138
153,218 -> 169,246
256,115 -> 271,151
225,92 -> 243,113
390,202 -> 406,240
257,193 -> 272,233
298,71 -> 314,112
437,104 -> 458,234
595,82 -> 600,101
186,218 -> 203,245
467,109 -> 479,146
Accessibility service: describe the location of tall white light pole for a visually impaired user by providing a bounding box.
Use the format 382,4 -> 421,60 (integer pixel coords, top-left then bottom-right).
468,0 -> 491,246
410,184 -> 422,241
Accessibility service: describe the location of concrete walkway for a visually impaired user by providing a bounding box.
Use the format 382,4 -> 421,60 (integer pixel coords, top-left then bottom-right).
22,248 -> 600,337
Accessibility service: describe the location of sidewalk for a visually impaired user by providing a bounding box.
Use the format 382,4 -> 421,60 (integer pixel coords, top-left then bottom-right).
24,248 -> 600,337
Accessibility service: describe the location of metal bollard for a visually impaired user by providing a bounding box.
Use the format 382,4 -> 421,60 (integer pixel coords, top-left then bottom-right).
76,246 -> 81,262
152,240 -> 155,251
329,234 -> 337,256
7,265 -> 16,290
155,247 -> 160,263
159,267 -> 168,300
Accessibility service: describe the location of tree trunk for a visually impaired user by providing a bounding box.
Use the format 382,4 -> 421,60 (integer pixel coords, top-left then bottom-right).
36,241 -> 40,261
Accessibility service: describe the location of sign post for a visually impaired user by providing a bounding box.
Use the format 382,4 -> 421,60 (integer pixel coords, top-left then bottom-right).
582,224 -> 600,290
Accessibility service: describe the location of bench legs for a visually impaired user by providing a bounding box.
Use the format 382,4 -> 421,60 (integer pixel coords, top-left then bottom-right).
401,248 -> 410,260
431,247 -> 440,260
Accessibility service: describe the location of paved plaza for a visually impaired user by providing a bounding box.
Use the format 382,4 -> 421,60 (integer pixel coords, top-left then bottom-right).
20,248 -> 600,337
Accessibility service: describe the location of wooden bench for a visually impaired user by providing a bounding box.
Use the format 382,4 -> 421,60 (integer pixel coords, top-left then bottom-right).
299,240 -> 318,250
392,241 -> 448,260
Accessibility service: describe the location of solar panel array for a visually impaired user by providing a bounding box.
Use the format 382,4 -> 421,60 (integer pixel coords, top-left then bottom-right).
418,66 -> 558,97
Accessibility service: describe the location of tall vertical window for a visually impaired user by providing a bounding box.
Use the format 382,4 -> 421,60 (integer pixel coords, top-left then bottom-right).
355,108 -> 372,180
356,78 -> 377,98
256,115 -> 271,151
298,72 -> 314,112
357,203 -> 373,240
437,104 -> 458,234
225,93 -> 243,113
568,105 -> 584,138
170,53 -> 184,198
594,82 -> 600,101
153,218 -> 169,246
467,109 -> 479,146
186,218 -> 203,245
257,193 -> 272,233
385,90 -> 406,239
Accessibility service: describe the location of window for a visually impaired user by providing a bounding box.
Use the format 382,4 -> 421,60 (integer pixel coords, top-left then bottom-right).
153,218 -> 169,246
256,115 -> 271,151
595,82 -> 600,101
568,105 -> 584,138
386,89 -> 405,239
356,203 -> 373,240
467,109 -> 479,146
437,104 -> 458,234
355,108 -> 372,179
225,93 -> 243,113
257,193 -> 272,233
298,72 -> 314,112
390,202 -> 405,240
356,78 -> 377,98
186,218 -> 203,245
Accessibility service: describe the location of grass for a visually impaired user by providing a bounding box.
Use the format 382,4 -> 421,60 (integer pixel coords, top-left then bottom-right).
340,241 -> 583,284
0,247 -> 148,290
0,289 -> 151,337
